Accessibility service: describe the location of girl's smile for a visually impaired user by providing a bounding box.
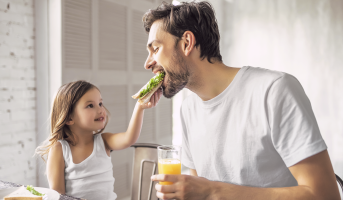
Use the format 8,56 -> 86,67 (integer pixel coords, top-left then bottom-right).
95,116 -> 105,122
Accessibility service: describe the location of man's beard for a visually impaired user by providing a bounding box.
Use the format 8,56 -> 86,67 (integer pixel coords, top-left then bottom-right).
162,48 -> 190,98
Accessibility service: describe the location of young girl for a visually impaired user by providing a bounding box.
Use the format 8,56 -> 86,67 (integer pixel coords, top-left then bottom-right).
35,80 -> 162,200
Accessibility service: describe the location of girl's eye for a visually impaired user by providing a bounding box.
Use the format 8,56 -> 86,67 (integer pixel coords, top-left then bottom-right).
87,104 -> 93,108
154,47 -> 159,53
99,102 -> 103,107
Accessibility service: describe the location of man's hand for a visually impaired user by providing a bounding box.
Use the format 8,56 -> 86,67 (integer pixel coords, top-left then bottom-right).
151,174 -> 213,200
151,151 -> 340,200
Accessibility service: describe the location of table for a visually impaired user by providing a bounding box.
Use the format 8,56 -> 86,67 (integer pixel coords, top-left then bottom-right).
0,180 -> 83,200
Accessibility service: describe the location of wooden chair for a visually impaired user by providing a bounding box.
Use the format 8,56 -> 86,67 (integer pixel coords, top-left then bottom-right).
336,174 -> 343,198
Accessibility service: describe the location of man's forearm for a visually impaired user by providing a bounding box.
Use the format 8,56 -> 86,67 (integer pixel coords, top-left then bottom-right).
210,182 -> 319,200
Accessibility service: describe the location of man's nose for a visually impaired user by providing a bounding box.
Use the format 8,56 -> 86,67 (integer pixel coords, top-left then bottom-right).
144,55 -> 156,70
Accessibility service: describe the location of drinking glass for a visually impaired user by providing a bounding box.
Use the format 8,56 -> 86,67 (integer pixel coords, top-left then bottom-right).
157,145 -> 182,185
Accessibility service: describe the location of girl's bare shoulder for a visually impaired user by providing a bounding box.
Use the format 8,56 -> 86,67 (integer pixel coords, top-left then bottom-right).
49,141 -> 63,158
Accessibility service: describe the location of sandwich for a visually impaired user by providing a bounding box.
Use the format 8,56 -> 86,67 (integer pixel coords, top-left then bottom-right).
4,185 -> 45,200
132,71 -> 165,105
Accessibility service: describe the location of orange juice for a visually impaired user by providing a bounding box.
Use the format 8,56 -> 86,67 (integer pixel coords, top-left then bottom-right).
158,159 -> 181,185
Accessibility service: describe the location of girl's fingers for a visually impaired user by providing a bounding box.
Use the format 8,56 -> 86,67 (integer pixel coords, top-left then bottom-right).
145,89 -> 162,108
154,91 -> 159,106
156,89 -> 162,105
158,88 -> 162,99
150,93 -> 155,107
156,88 -> 162,102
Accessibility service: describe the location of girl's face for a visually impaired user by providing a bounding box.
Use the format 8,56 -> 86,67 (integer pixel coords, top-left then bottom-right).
70,88 -> 107,132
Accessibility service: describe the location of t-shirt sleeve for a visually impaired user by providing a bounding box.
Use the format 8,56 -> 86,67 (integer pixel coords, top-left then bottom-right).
267,74 -> 327,167
180,103 -> 196,170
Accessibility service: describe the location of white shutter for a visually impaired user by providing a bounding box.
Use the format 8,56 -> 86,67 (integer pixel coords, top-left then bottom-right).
111,148 -> 134,198
155,0 -> 173,5
156,96 -> 173,143
63,0 -> 92,69
112,163 -> 130,198
156,0 -> 167,4
132,10 -> 149,71
99,85 -> 128,133
99,0 -> 127,70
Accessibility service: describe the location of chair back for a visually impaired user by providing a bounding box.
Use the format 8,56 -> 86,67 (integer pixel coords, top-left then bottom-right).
336,174 -> 343,198
131,143 -> 161,200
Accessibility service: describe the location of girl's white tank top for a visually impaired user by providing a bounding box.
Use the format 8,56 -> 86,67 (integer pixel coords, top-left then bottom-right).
58,133 -> 117,200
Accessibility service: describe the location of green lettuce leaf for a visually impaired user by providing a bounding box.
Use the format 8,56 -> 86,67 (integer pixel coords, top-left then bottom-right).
26,185 -> 45,196
139,71 -> 165,99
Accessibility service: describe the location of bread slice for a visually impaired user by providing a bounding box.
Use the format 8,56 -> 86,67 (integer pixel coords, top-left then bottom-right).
137,81 -> 163,105
132,80 -> 151,99
4,186 -> 42,200
132,71 -> 164,105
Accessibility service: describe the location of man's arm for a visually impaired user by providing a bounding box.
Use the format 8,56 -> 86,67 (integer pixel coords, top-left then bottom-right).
152,150 -> 340,200
288,150 -> 340,199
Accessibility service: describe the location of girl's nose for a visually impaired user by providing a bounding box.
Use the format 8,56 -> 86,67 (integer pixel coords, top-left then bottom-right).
98,106 -> 103,114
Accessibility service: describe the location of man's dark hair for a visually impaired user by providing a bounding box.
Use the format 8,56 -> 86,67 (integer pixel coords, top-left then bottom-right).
143,1 -> 222,63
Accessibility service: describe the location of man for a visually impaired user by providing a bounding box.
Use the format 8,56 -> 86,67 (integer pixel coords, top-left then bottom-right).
143,1 -> 340,200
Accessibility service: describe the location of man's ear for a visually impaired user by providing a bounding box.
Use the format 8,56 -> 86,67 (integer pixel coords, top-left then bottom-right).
181,31 -> 196,57
66,118 -> 74,126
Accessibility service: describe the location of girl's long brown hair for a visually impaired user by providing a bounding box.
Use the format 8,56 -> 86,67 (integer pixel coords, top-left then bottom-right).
35,80 -> 110,162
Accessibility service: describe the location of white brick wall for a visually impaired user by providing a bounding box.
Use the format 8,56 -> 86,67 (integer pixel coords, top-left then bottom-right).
0,0 -> 36,185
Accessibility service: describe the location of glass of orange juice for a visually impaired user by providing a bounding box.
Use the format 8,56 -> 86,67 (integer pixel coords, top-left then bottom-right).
157,145 -> 182,185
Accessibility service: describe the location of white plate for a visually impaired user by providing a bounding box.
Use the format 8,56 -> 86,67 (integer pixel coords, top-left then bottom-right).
0,187 -> 60,200
35,187 -> 60,200
0,188 -> 18,199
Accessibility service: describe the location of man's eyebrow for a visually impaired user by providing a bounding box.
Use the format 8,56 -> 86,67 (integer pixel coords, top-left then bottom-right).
147,40 -> 161,48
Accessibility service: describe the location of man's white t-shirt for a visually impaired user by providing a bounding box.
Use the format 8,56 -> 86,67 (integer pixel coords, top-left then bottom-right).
181,66 -> 327,187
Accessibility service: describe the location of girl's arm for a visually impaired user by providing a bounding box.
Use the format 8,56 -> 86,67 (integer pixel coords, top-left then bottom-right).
47,142 -> 66,194
102,89 -> 162,150
190,169 -> 198,176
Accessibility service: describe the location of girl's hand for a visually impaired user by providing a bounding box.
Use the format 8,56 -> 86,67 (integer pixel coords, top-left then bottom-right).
139,88 -> 162,109
103,88 -> 162,151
